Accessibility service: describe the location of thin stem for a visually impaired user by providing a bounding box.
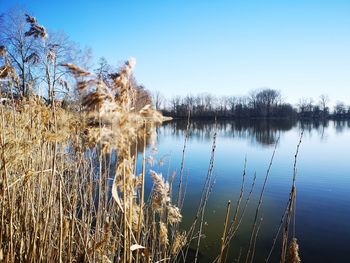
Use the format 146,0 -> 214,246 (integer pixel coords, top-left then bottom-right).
245,137 -> 279,263
218,200 -> 231,263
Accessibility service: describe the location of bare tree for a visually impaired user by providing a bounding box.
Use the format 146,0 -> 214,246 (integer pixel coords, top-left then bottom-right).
0,9 -> 46,97
319,94 -> 330,118
256,88 -> 280,117
228,96 -> 237,113
134,84 -> 152,111
248,89 -> 258,109
204,93 -> 214,111
218,96 -> 228,115
170,96 -> 181,114
249,88 -> 280,117
95,57 -> 114,88
334,101 -> 346,116
152,90 -> 164,110
297,97 -> 314,117
39,31 -> 76,103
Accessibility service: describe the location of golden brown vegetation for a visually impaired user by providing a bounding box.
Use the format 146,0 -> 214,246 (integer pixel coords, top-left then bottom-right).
0,56 -> 185,262
0,12 -> 303,263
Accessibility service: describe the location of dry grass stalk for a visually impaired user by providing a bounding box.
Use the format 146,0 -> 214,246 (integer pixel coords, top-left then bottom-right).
218,200 -> 231,263
245,138 -> 279,263
176,110 -> 190,209
280,131 -> 303,263
182,126 -> 217,263
0,51 -> 176,263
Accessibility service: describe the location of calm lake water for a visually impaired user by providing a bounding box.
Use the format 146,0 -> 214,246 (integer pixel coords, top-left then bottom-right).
143,119 -> 350,262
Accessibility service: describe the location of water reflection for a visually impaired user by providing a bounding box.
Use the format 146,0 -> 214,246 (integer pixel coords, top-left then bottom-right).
160,119 -> 349,146
333,119 -> 350,133
154,119 -> 350,263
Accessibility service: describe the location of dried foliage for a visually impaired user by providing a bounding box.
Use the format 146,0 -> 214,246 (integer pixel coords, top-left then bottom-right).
287,238 -> 301,263
24,14 -> 47,39
0,46 -> 19,85
0,46 -> 5,57
0,53 -> 184,263
0,12 -> 306,263
61,63 -> 91,78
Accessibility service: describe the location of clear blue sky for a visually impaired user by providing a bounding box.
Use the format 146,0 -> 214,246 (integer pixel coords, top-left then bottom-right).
1,0 -> 350,105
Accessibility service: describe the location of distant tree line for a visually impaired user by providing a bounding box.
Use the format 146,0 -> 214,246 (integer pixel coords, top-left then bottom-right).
153,89 -> 350,120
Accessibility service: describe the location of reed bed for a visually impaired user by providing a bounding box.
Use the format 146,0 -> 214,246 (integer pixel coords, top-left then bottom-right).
0,59 -> 303,263
0,56 -> 185,262
0,72 -> 303,263
0,13 -> 303,263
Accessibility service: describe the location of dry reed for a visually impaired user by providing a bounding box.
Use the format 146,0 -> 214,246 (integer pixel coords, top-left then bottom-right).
0,13 -> 307,263
0,53 -> 182,262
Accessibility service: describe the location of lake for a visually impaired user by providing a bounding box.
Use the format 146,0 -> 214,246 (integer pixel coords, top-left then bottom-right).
143,119 -> 350,262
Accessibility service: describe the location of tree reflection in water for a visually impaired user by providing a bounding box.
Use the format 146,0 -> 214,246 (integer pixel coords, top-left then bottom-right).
158,119 -> 350,146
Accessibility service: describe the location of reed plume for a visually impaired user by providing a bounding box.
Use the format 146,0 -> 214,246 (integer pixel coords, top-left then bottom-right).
287,238 -> 301,263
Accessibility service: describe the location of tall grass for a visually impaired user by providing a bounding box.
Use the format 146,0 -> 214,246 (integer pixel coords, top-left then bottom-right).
0,14 -> 303,263
0,61 -> 304,263
0,57 -> 185,262
0,69 -> 304,263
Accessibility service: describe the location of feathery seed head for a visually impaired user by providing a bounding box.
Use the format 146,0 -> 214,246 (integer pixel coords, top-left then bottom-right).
168,205 -> 182,225
159,222 -> 169,246
287,238 -> 301,263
